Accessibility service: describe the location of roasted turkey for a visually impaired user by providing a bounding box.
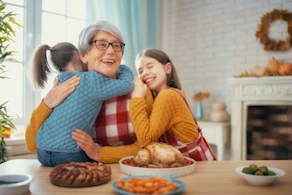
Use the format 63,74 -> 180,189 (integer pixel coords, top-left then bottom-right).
133,142 -> 185,168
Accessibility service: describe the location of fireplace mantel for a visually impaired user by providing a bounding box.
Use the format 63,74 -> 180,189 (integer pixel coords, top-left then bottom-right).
226,76 -> 292,160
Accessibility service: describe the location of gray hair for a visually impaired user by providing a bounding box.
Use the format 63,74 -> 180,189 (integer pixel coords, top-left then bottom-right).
78,20 -> 124,55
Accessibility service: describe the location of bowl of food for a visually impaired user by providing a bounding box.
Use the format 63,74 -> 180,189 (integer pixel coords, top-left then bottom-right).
0,174 -> 34,195
119,142 -> 196,178
235,164 -> 286,186
120,156 -> 195,178
112,176 -> 186,195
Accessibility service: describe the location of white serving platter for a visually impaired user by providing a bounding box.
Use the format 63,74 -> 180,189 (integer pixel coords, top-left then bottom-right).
119,156 -> 196,178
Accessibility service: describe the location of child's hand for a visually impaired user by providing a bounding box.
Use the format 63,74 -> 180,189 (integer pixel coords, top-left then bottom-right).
131,77 -> 147,98
44,76 -> 80,109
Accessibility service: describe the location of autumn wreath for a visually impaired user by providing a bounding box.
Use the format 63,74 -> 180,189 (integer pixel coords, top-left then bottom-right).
255,9 -> 292,51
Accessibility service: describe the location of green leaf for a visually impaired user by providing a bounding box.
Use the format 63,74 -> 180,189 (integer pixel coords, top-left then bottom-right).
0,1 -> 22,160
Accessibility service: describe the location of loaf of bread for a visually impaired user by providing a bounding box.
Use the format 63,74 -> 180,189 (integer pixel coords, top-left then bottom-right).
49,162 -> 111,187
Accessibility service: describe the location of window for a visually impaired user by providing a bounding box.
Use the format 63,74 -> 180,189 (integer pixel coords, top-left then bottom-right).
0,0 -> 93,129
40,0 -> 87,98
0,1 -> 25,123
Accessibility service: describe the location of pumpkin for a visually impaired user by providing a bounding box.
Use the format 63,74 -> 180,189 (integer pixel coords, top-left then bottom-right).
250,65 -> 267,77
266,57 -> 280,76
278,62 -> 292,75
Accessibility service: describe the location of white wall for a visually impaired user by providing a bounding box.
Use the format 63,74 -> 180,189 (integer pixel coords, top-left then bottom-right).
161,0 -> 292,119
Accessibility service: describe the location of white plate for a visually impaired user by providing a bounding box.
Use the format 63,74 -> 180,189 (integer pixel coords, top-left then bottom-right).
0,174 -> 34,195
119,156 -> 195,178
112,176 -> 186,195
235,166 -> 286,186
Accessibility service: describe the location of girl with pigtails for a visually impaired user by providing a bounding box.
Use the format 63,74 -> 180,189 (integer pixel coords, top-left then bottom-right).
27,42 -> 133,167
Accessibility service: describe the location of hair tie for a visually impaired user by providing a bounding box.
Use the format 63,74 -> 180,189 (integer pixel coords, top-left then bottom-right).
48,47 -> 53,52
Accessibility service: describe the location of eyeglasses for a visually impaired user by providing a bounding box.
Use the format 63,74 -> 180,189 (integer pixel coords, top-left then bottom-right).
89,40 -> 125,52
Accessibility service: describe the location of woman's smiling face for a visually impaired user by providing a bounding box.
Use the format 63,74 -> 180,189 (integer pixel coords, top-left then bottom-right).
136,56 -> 171,94
80,30 -> 123,78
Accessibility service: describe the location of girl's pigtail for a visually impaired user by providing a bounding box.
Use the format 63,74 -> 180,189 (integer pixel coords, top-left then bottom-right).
31,44 -> 52,89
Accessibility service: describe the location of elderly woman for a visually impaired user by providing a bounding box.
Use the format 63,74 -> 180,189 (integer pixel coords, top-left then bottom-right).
25,21 -> 153,164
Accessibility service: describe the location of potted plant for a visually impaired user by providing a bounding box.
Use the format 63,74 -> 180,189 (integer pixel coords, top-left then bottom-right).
0,102 -> 16,163
0,0 -> 23,163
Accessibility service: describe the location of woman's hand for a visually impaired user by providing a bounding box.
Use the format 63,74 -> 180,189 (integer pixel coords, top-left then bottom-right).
43,76 -> 80,109
72,129 -> 99,161
131,77 -> 147,98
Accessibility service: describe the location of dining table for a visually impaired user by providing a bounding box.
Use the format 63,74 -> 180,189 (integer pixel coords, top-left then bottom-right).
0,159 -> 291,195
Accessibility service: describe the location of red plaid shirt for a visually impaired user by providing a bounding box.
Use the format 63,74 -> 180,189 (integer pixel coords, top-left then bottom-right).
92,94 -> 137,146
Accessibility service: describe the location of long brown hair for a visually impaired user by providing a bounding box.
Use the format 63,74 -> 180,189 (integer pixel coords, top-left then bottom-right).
30,42 -> 78,89
136,48 -> 181,89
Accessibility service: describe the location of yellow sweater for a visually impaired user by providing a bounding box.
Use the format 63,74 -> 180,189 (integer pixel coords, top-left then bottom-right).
25,89 -> 153,164
129,88 -> 198,147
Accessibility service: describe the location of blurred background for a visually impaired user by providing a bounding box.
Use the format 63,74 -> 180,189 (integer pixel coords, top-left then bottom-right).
1,0 -> 292,132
